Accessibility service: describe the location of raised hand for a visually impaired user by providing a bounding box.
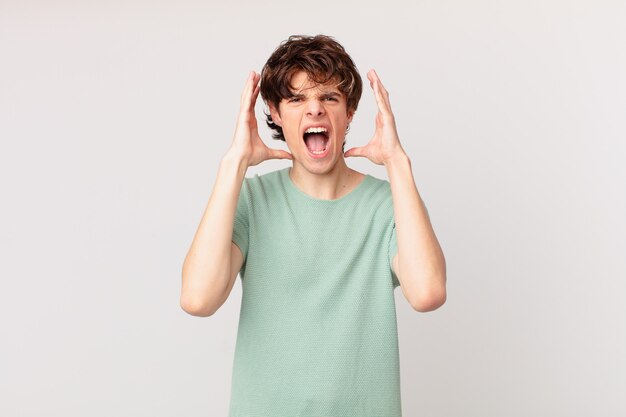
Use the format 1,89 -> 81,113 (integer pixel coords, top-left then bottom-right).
229,71 -> 293,167
344,69 -> 406,165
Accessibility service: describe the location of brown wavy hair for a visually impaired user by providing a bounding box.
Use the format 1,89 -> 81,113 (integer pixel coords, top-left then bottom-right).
260,34 -> 363,144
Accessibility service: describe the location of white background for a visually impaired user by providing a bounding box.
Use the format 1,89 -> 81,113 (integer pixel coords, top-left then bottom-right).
1,1 -> 625,416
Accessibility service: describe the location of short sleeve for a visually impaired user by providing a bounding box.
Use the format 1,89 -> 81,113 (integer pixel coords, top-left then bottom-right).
388,221 -> 400,289
232,179 -> 249,262
382,191 -> 400,289
387,198 -> 430,289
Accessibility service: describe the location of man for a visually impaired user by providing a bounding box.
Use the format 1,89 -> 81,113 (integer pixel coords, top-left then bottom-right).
181,35 -> 446,417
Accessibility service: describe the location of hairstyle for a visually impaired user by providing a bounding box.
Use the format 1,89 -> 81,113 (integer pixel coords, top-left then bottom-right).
260,34 -> 363,145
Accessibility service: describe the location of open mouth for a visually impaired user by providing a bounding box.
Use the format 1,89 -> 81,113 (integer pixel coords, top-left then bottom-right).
303,127 -> 330,155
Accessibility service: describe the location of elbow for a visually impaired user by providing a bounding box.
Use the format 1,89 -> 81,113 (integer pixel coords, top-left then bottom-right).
180,294 -> 219,317
180,267 -> 228,317
410,281 -> 447,313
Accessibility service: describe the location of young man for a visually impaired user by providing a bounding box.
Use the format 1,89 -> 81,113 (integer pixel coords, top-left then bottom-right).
181,35 -> 446,416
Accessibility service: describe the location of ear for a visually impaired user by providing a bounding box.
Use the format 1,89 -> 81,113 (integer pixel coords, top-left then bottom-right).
268,103 -> 283,127
347,109 -> 355,124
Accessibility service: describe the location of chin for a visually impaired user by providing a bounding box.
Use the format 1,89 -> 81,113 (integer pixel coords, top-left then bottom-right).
300,155 -> 343,175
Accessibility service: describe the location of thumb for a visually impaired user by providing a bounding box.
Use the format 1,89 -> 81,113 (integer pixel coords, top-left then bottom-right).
344,146 -> 367,158
267,148 -> 293,160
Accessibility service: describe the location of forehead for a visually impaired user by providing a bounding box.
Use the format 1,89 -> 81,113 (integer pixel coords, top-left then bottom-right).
288,70 -> 341,95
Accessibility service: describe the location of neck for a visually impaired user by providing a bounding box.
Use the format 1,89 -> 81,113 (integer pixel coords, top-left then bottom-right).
289,158 -> 362,200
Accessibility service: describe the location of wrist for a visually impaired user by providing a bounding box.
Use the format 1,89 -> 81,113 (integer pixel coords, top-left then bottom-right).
221,149 -> 250,174
383,149 -> 410,168
223,147 -> 249,166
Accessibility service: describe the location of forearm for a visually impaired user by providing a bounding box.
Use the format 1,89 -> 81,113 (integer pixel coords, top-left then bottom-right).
180,151 -> 248,311
385,152 -> 447,310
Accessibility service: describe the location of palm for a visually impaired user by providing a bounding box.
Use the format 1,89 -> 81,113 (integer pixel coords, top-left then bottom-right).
231,72 -> 292,167
344,69 -> 405,165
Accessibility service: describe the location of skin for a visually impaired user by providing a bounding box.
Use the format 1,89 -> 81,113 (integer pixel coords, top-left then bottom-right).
346,69 -> 447,312
180,69 -> 446,316
268,70 -> 364,200
232,71 -> 293,167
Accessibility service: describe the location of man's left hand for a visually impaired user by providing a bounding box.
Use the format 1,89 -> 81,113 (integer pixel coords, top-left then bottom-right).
344,69 -> 407,165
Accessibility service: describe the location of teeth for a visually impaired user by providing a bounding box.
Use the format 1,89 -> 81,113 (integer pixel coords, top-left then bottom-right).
304,127 -> 328,134
309,143 -> 328,155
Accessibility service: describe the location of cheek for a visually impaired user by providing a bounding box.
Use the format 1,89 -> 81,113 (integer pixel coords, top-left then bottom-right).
283,125 -> 300,144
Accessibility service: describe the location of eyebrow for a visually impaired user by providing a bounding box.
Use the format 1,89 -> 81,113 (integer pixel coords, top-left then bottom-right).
287,91 -> 342,99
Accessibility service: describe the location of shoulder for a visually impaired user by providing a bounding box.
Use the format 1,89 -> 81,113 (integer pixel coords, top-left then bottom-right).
241,168 -> 288,201
359,174 -> 395,220
362,173 -> 393,201
365,173 -> 391,190
243,168 -> 285,187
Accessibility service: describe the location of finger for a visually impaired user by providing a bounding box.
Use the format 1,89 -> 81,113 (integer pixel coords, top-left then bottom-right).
367,68 -> 383,95
369,69 -> 394,113
344,146 -> 368,158
240,71 -> 255,110
244,71 -> 260,107
242,71 -> 254,97
368,71 -> 391,116
249,86 -> 259,113
267,148 -> 293,160
378,86 -> 392,114
367,68 -> 377,85
372,70 -> 392,109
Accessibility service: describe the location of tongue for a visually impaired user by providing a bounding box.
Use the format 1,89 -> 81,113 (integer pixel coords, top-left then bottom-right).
304,134 -> 328,151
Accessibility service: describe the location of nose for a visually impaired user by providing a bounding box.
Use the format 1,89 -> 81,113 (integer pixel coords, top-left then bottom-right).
305,99 -> 325,117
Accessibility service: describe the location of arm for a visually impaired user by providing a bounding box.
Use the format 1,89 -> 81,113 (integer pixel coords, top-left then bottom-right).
344,69 -> 447,312
387,153 -> 447,312
180,155 -> 247,317
180,72 -> 292,317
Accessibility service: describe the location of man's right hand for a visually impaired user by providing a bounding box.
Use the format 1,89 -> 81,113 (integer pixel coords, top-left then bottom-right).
228,71 -> 293,167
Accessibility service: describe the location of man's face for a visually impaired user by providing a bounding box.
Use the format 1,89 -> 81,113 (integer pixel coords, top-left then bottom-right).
269,70 -> 354,175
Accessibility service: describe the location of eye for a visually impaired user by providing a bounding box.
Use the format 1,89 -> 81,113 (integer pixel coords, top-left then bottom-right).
288,97 -> 302,103
322,96 -> 338,102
